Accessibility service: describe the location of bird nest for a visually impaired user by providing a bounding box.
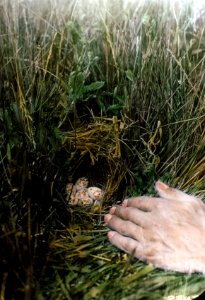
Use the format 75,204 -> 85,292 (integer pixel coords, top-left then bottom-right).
63,116 -> 129,202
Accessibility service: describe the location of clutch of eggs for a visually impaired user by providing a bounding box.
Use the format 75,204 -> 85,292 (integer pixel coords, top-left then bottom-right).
66,177 -> 104,206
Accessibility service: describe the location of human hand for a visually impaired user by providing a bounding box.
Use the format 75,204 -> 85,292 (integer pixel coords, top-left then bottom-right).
104,181 -> 205,273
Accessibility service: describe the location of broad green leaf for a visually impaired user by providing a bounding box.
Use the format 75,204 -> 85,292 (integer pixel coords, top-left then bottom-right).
83,81 -> 105,93
125,70 -> 134,82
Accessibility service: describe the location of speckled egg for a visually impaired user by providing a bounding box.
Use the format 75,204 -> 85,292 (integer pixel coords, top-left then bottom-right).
66,183 -> 77,196
75,177 -> 89,191
87,187 -> 104,201
75,188 -> 89,199
78,197 -> 93,206
74,189 -> 93,206
69,193 -> 79,205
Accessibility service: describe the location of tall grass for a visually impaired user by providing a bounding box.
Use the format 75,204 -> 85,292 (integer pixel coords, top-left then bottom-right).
1,0 -> 205,299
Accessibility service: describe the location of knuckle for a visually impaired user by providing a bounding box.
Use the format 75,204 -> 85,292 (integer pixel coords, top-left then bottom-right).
116,206 -> 131,219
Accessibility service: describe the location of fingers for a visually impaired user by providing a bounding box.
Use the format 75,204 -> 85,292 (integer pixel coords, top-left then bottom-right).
155,180 -> 198,203
123,181 -> 200,207
107,205 -> 151,227
107,231 -> 141,255
123,196 -> 159,211
105,213 -> 144,241
107,231 -> 155,264
105,181 -> 205,273
123,181 -> 202,208
107,231 -> 201,273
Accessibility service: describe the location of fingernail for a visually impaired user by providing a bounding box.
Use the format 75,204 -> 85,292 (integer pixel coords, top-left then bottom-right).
156,180 -> 169,190
108,231 -> 115,239
122,199 -> 128,207
109,206 -> 116,214
104,214 -> 112,224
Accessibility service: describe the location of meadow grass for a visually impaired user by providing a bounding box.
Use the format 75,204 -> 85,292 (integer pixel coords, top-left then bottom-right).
1,0 -> 205,299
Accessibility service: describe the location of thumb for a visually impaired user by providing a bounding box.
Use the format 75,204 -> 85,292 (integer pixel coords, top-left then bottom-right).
155,180 -> 196,203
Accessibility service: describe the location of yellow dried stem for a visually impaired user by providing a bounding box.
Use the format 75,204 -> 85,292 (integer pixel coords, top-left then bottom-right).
64,116 -> 124,164
16,73 -> 35,147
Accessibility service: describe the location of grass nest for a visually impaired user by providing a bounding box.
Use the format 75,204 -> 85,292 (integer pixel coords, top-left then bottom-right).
63,116 -> 131,203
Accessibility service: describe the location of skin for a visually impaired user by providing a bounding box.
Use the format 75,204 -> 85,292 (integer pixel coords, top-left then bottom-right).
104,181 -> 205,273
